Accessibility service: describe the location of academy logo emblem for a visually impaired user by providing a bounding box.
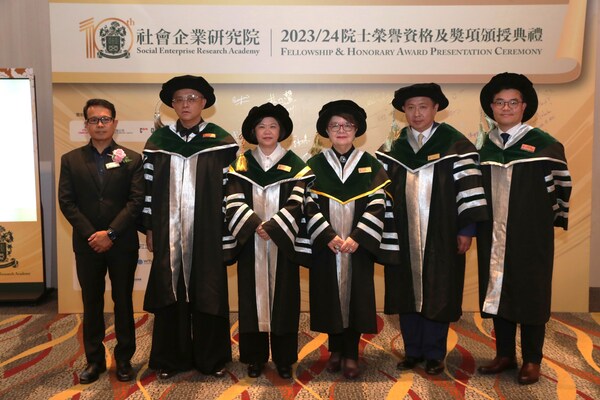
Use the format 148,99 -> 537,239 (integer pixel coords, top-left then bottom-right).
0,225 -> 18,269
80,17 -> 134,59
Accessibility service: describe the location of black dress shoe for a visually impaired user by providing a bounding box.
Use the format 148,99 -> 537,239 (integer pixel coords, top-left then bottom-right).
212,367 -> 227,378
425,359 -> 445,375
342,359 -> 360,380
276,365 -> 292,379
157,369 -> 178,380
79,363 -> 107,384
247,363 -> 263,378
518,362 -> 541,385
477,356 -> 518,375
396,356 -> 423,371
326,352 -> 342,373
116,361 -> 134,382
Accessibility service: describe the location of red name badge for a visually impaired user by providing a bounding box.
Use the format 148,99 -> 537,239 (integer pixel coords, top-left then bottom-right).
520,144 -> 536,153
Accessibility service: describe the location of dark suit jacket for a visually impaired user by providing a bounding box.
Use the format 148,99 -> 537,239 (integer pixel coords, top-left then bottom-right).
58,140 -> 144,253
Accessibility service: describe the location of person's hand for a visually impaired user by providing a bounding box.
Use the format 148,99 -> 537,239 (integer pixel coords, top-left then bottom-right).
88,231 -> 114,253
457,235 -> 472,255
256,223 -> 270,241
340,237 -> 359,254
328,236 -> 345,254
146,230 -> 153,252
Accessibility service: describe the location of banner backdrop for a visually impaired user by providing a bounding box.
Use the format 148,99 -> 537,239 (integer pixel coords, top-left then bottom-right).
49,0 -> 586,84
52,0 -> 594,314
0,69 -> 45,288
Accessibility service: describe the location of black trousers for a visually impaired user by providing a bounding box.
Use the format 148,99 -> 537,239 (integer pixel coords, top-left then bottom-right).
75,249 -> 138,365
239,331 -> 298,366
492,316 -> 545,364
328,328 -> 361,361
149,271 -> 232,374
399,313 -> 450,361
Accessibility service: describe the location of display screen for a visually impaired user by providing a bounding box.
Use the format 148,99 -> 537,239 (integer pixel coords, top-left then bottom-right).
0,78 -> 39,222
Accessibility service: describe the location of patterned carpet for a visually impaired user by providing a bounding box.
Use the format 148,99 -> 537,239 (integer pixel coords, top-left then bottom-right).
1,308 -> 600,400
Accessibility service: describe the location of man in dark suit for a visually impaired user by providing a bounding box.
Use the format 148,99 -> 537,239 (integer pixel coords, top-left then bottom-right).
59,98 -> 144,384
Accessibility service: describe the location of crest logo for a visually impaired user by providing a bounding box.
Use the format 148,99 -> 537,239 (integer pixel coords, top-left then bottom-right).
80,17 -> 134,59
0,225 -> 18,269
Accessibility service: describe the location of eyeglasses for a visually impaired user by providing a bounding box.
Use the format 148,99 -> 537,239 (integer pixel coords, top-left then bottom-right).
172,94 -> 204,105
86,116 -> 114,125
328,123 -> 356,132
492,99 -> 523,109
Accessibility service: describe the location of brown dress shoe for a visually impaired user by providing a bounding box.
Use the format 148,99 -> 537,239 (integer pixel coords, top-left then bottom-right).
477,356 -> 518,375
342,358 -> 360,380
326,352 -> 342,373
518,362 -> 541,385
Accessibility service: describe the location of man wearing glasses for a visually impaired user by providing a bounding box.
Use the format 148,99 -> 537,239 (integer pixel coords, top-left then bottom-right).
376,83 -> 487,376
476,72 -> 571,385
59,98 -> 144,384
142,75 -> 238,379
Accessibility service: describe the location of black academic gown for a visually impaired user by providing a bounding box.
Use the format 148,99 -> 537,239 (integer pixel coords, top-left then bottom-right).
304,149 -> 393,334
225,149 -> 314,335
142,123 -> 238,316
376,123 -> 488,323
476,127 -> 571,325
142,122 -> 238,373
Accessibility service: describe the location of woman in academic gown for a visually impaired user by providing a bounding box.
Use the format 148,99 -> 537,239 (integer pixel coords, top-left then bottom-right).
303,100 -> 396,379
225,103 -> 314,379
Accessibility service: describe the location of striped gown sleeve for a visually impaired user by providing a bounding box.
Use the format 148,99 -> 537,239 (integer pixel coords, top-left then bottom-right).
304,191 -> 337,250
377,194 -> 401,265
294,215 -> 312,267
222,169 -> 240,265
262,180 -> 307,257
349,188 -> 387,255
224,175 -> 262,247
547,160 -> 571,230
453,154 -> 488,227
141,152 -> 154,230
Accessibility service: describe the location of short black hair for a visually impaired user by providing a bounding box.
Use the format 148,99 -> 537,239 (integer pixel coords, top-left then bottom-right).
83,98 -> 116,119
250,116 -> 287,142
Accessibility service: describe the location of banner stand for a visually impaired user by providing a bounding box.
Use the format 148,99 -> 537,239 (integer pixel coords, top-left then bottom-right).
0,68 -> 47,301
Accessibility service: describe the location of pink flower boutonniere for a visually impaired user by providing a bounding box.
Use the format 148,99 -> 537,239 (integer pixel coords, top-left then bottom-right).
111,149 -> 131,164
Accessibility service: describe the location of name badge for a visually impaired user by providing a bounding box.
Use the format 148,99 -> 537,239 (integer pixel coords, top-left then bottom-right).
106,162 -> 120,169
277,164 -> 291,172
358,167 -> 372,173
202,133 -> 216,139
427,153 -> 440,161
521,144 -> 536,153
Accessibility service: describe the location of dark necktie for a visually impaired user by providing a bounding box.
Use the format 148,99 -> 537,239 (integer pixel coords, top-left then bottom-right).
501,132 -> 510,145
180,126 -> 197,138
177,121 -> 200,139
